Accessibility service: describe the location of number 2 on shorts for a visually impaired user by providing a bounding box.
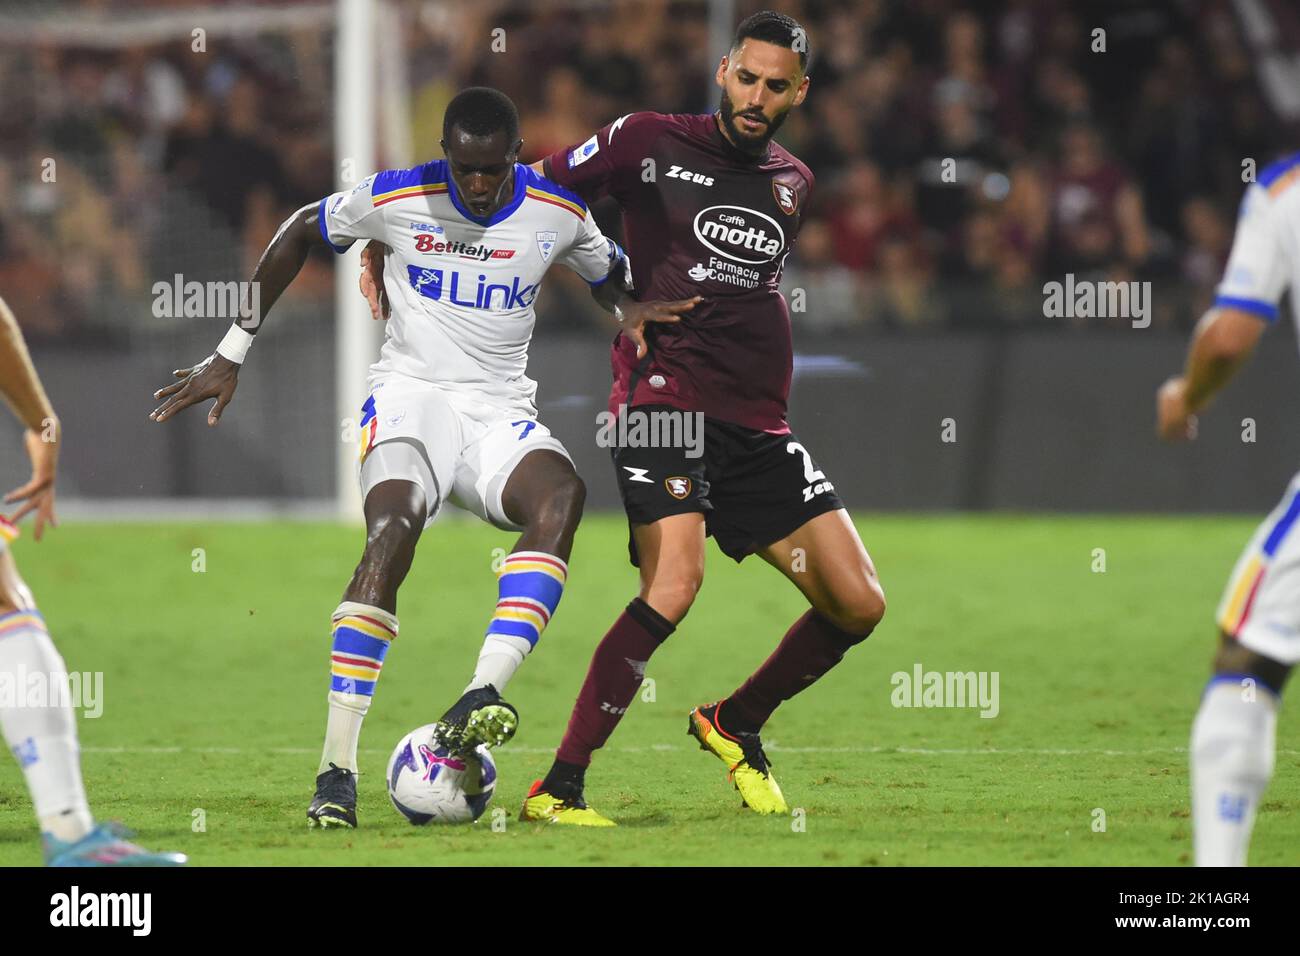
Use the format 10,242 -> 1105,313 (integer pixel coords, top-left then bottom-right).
787,441 -> 826,483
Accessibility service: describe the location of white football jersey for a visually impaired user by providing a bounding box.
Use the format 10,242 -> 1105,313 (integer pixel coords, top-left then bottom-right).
1215,152 -> 1300,336
319,161 -> 623,414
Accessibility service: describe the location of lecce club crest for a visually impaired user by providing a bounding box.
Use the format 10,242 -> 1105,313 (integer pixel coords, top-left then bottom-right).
665,476 -> 692,500
772,180 -> 797,215
536,230 -> 558,262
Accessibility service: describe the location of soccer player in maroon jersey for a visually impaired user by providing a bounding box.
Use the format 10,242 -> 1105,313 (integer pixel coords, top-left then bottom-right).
516,11 -> 887,824
362,12 -> 885,823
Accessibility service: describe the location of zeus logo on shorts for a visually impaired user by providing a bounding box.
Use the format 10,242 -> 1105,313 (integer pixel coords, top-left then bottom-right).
406,265 -> 539,310
803,479 -> 835,502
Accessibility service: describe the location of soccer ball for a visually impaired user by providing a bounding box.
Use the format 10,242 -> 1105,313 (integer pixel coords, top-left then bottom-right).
385,724 -> 497,825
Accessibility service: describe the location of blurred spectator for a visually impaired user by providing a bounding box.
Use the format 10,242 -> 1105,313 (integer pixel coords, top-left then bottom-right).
1044,122 -> 1150,275
826,160 -> 917,272
0,0 -> 1296,341
864,234 -> 948,331
780,220 -> 864,332
162,78 -> 287,237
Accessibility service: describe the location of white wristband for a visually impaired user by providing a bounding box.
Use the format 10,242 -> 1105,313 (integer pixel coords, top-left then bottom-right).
215,324 -> 255,364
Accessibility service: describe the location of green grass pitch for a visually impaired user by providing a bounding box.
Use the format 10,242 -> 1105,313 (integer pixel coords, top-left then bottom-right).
1,513 -> 1296,866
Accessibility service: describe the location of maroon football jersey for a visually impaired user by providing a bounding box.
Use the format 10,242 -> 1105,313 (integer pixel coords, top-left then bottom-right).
543,112 -> 814,433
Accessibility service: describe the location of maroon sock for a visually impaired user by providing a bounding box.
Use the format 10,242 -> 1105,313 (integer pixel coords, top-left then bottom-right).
555,598 -> 675,767
722,610 -> 863,734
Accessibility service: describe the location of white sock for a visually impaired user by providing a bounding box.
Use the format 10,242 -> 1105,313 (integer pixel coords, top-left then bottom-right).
465,636 -> 529,694
320,690 -> 369,775
0,611 -> 94,843
319,602 -> 398,774
1191,677 -> 1278,866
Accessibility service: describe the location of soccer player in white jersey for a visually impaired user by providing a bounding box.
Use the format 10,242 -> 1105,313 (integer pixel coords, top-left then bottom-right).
149,87 -> 695,828
1158,149 -> 1300,865
1,295 -> 184,865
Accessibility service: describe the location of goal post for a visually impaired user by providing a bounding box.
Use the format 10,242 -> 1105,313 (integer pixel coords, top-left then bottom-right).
333,0 -> 382,522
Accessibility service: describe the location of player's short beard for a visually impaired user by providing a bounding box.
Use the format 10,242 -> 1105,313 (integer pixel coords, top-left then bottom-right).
718,90 -> 789,153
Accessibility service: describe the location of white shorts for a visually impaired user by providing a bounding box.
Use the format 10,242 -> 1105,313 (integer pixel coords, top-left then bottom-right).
355,375 -> 571,531
1217,472 -> 1300,664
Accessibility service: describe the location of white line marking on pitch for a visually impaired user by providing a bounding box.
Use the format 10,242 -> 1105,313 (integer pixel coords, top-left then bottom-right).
79,745 -> 1300,757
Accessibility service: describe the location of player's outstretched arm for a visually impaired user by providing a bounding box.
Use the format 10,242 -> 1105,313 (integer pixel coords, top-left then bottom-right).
1157,306 -> 1266,442
150,202 -> 327,425
588,258 -> 701,359
0,295 -> 59,539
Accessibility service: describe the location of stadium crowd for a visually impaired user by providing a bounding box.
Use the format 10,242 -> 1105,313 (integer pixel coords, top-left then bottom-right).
0,0 -> 1295,340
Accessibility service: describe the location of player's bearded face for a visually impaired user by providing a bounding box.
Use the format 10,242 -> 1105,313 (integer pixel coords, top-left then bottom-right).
715,42 -> 805,153
718,88 -> 791,151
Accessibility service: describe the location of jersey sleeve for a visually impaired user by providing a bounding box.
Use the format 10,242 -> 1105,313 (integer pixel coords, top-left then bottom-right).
557,210 -> 629,287
1214,184 -> 1288,322
542,112 -> 663,204
317,173 -> 386,253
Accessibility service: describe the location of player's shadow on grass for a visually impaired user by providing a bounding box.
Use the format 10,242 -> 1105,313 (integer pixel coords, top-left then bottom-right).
614,813 -> 674,828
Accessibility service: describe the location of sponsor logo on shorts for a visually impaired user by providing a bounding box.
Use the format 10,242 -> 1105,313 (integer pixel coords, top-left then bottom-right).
803,478 -> 835,502
649,374 -> 666,389
386,411 -> 406,426
772,180 -> 798,215
665,476 -> 692,499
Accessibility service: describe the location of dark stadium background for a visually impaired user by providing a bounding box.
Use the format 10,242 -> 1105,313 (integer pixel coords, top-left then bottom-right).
1,0 -> 1298,512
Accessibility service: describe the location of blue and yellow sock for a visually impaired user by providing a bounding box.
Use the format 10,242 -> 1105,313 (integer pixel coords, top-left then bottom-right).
467,551 -> 567,693
319,602 -> 397,773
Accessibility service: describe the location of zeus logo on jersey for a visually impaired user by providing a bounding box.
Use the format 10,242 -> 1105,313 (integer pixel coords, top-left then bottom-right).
666,165 -> 714,186
693,205 -> 785,264
406,265 -> 539,310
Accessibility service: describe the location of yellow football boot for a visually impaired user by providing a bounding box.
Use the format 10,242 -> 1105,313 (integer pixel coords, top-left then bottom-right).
519,780 -> 617,827
688,702 -> 788,814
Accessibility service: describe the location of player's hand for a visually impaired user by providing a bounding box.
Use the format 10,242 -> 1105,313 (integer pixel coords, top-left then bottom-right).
360,240 -> 390,320
618,296 -> 702,359
149,353 -> 241,426
1157,375 -> 1198,442
4,426 -> 58,541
